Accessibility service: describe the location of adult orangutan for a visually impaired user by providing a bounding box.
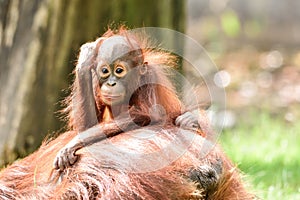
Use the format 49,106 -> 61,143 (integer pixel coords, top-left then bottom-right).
0,27 -> 255,199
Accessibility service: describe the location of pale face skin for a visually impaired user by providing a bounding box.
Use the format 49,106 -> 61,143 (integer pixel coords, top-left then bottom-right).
96,35 -> 143,106
98,61 -> 128,106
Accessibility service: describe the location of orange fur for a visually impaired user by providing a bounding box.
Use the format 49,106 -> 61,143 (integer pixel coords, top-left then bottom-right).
0,27 -> 255,199
0,127 -> 255,199
64,26 -> 182,131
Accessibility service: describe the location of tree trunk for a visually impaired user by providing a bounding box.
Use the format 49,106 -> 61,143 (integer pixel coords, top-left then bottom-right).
0,0 -> 185,166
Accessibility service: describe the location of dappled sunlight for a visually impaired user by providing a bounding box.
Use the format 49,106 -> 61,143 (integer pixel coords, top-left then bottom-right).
214,48 -> 300,125
187,0 -> 300,124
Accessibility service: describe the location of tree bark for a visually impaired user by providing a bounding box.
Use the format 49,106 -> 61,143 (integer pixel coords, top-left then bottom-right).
0,0 -> 185,166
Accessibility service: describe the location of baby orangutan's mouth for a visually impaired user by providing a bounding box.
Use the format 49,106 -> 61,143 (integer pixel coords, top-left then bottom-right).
101,92 -> 125,105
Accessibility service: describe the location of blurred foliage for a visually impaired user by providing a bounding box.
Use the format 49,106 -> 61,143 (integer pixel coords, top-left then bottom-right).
220,10 -> 240,38
213,47 -> 300,126
187,0 -> 300,127
221,112 -> 300,199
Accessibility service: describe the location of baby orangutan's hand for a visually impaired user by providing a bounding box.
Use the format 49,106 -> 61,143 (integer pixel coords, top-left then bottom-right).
53,137 -> 82,171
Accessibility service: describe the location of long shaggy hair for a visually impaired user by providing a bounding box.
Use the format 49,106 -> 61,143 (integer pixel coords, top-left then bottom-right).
65,26 -> 182,131
0,126 -> 254,199
0,27 -> 255,199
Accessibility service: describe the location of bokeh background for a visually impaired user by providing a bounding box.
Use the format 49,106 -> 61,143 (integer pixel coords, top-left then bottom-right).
0,0 -> 299,199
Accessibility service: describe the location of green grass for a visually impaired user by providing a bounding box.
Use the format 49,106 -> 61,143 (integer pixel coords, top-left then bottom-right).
220,112 -> 300,199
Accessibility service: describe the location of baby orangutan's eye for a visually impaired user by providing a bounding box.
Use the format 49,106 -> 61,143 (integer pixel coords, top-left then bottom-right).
99,65 -> 111,78
114,64 -> 127,78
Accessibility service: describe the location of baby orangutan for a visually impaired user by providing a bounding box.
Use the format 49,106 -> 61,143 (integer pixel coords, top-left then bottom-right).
53,28 -> 201,171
